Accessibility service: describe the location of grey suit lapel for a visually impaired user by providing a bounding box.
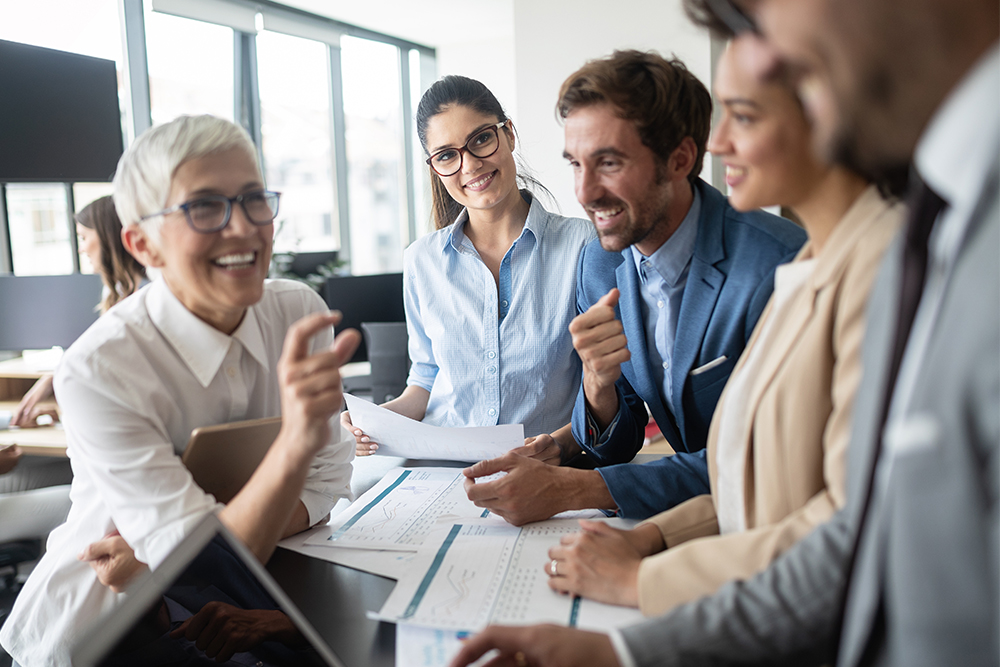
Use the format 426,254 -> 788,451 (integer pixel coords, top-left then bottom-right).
840,158 -> 1000,667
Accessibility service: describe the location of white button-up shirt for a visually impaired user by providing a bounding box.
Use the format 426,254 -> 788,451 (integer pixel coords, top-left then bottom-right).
1,278 -> 353,667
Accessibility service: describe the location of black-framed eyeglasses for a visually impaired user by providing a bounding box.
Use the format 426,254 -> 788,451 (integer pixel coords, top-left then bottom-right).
425,121 -> 507,177
704,0 -> 758,35
140,190 -> 281,234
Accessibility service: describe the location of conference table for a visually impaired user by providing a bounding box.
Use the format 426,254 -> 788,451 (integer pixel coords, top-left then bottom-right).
266,452 -> 667,666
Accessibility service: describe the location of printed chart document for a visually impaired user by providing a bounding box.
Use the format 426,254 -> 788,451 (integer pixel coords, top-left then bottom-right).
375,518 -> 643,632
344,394 -> 522,461
305,467 -> 497,552
396,626 -> 495,667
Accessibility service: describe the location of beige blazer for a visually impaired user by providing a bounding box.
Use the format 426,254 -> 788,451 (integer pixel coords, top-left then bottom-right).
636,186 -> 905,616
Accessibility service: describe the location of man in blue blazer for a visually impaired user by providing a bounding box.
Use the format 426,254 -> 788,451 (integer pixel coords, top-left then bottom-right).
464,51 -> 805,523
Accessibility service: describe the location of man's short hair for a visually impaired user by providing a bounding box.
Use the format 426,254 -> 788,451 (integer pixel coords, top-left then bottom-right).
556,50 -> 712,184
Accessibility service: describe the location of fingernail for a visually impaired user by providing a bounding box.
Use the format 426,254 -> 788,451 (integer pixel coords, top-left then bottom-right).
361,436 -> 370,443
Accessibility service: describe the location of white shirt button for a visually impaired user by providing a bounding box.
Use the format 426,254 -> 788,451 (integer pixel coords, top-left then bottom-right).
226,367 -> 237,378
487,351 -> 496,359
662,361 -> 669,370
488,408 -> 497,416
657,300 -> 664,309
501,300 -> 509,308
488,366 -> 497,374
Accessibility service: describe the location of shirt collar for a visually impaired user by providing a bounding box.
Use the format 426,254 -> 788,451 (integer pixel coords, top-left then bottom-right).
915,42 -> 1000,213
631,186 -> 701,288
146,279 -> 268,388
447,190 -> 540,254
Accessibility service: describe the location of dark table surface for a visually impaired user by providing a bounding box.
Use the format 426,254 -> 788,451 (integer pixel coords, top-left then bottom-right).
268,547 -> 398,667
265,456 -> 471,667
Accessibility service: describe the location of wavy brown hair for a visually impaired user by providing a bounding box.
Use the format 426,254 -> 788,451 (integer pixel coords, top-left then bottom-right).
76,195 -> 146,313
557,50 -> 713,184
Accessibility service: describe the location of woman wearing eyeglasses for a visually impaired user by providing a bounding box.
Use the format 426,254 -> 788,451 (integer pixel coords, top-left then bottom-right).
344,76 -> 595,462
1,115 -> 359,667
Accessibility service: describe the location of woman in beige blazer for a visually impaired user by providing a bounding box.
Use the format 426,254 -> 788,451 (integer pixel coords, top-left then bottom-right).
544,39 -> 906,616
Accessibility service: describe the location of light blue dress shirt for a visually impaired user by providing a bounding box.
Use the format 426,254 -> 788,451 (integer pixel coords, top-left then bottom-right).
403,192 -> 596,437
591,188 -> 702,446
630,188 -> 701,406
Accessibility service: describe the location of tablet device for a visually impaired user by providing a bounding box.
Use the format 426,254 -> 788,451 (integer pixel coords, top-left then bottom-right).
182,417 -> 282,504
72,513 -> 346,667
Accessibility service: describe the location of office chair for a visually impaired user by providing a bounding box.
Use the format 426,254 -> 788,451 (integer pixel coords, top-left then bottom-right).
0,539 -> 41,592
360,322 -> 410,404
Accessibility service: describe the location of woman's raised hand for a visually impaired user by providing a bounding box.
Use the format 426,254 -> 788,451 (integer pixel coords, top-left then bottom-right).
277,312 -> 361,461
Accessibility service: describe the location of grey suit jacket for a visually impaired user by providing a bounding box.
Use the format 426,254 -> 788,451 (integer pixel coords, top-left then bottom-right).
620,162 -> 999,667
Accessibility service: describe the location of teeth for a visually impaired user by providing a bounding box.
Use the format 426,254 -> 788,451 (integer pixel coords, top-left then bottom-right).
591,207 -> 624,221
213,251 -> 256,267
466,173 -> 494,188
726,166 -> 748,178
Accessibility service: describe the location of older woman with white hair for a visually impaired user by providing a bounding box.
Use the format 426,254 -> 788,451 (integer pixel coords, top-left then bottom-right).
0,115 -> 360,667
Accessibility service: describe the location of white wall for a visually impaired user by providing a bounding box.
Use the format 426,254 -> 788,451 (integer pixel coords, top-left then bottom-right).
511,0 -> 713,217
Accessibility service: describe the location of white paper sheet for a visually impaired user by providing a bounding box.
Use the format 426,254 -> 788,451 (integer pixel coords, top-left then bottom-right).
305,467 -> 502,552
344,394 -> 523,461
395,626 -> 496,667
375,518 -> 643,632
278,524 -> 416,579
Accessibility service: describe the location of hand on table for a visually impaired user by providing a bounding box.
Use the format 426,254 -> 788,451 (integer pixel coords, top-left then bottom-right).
463,452 -> 613,526
170,603 -> 302,662
545,519 -> 654,607
341,411 -> 380,456
511,434 -> 562,466
11,374 -> 59,428
0,445 -> 22,475
79,530 -> 148,593
448,624 -> 620,667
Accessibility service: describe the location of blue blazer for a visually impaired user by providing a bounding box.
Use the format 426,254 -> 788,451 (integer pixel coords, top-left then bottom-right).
570,180 -> 806,518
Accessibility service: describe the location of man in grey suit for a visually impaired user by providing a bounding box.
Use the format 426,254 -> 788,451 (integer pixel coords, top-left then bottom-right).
450,0 -> 998,664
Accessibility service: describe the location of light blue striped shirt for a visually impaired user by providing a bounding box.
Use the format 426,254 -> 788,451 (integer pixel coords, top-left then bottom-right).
630,187 -> 701,406
403,192 -> 596,437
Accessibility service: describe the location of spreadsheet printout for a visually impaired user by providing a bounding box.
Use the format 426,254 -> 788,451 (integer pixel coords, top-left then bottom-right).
375,518 -> 642,631
305,467 -> 499,551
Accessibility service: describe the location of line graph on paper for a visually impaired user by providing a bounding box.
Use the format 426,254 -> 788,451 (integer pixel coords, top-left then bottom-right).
377,520 -> 585,631
306,468 -> 499,551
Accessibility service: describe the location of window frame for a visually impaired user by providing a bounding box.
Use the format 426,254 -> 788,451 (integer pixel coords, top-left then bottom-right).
0,0 -> 436,276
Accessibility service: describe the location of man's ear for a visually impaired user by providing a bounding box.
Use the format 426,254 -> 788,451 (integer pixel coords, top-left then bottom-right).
667,137 -> 699,182
121,225 -> 164,269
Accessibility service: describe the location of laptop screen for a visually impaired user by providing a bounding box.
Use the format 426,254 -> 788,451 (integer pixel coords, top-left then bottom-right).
73,515 -> 343,667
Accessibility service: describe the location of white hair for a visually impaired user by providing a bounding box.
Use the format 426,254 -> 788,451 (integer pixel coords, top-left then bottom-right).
112,115 -> 261,243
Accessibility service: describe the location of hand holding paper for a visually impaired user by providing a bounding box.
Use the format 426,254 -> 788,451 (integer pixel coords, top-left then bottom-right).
343,394 -> 523,462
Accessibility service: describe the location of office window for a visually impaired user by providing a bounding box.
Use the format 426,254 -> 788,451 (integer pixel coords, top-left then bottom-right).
0,0 -> 434,278
7,185 -> 73,276
257,31 -> 337,254
342,36 -> 407,274
0,1 -> 122,66
145,11 -> 235,124
408,49 -> 433,239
